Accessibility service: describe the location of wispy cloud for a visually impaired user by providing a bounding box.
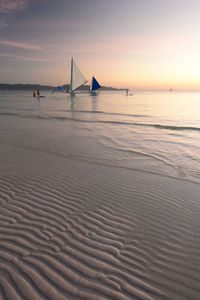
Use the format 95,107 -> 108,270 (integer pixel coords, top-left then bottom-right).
0,52 -> 50,62
0,39 -> 42,50
0,0 -> 27,29
0,0 -> 27,14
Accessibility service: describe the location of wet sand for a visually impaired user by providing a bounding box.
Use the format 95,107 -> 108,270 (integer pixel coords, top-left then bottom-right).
0,142 -> 200,299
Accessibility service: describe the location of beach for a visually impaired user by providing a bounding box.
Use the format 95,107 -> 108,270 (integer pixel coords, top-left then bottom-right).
0,91 -> 200,299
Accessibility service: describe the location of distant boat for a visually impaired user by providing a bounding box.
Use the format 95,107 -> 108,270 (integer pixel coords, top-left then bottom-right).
69,57 -> 87,95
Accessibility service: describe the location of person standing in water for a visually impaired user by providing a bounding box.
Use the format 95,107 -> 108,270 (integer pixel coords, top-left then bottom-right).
33,91 -> 36,97
37,89 -> 40,97
126,89 -> 129,96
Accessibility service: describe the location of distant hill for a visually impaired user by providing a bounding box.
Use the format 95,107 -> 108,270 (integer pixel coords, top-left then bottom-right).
0,84 -> 54,91
0,83 -> 125,91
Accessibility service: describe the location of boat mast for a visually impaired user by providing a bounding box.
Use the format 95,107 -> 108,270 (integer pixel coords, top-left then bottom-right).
70,57 -> 73,93
90,76 -> 93,92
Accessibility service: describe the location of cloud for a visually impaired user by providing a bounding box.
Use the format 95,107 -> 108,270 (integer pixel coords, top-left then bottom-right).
0,0 -> 27,29
0,52 -> 50,62
0,0 -> 27,14
0,39 -> 42,50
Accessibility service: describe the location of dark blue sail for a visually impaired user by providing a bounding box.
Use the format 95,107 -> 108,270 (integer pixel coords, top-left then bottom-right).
91,76 -> 101,91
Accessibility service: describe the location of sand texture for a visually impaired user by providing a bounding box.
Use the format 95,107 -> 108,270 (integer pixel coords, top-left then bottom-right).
0,143 -> 200,300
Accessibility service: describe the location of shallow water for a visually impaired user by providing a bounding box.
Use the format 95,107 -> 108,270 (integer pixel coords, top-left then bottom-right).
1,90 -> 200,300
0,90 -> 200,183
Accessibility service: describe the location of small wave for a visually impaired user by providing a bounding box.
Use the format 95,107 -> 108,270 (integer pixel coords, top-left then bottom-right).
47,116 -> 200,132
147,124 -> 200,131
0,109 -> 150,118
1,111 -> 200,132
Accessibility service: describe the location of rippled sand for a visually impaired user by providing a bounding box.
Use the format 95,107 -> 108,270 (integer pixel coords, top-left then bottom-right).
1,143 -> 200,299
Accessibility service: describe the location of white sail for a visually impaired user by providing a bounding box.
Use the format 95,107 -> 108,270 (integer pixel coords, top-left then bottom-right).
71,58 -> 87,92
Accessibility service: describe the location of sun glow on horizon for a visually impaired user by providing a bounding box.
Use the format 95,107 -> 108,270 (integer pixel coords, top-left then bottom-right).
1,0 -> 200,91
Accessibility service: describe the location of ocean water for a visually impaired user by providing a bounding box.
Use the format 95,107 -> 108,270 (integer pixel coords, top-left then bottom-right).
0,90 -> 200,184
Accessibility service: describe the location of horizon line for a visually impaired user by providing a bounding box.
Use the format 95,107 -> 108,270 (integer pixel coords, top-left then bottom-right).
1,82 -> 200,92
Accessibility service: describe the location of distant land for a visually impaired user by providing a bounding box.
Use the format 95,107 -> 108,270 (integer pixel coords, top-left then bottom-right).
0,84 -> 125,91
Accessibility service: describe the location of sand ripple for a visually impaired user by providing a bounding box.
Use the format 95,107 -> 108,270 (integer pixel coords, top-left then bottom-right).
0,145 -> 200,299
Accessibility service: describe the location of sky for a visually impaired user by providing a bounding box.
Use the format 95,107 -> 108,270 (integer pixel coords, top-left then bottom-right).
1,0 -> 200,90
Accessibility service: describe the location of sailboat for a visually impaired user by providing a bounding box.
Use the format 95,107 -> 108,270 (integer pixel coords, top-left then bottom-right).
69,57 -> 87,95
90,76 -> 101,95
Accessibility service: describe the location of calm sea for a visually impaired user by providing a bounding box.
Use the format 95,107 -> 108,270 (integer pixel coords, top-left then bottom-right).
0,90 -> 200,184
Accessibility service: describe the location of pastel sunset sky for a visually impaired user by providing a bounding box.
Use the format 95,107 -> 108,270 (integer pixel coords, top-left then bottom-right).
1,0 -> 200,90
